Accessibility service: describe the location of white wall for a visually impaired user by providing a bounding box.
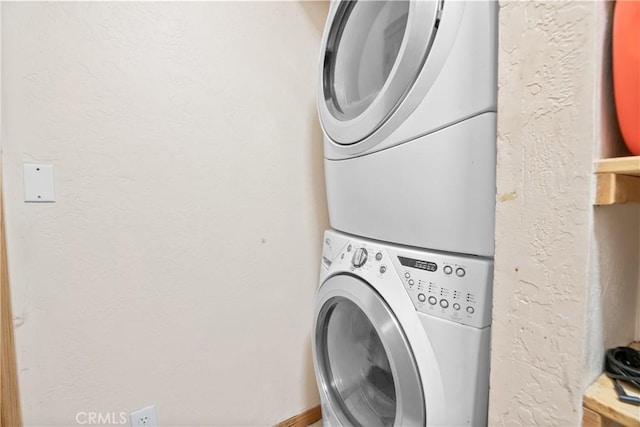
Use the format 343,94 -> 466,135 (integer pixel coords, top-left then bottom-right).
491,2 -> 597,425
2,2 -> 329,425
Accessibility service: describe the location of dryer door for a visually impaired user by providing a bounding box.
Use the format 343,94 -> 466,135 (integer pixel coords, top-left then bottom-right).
313,274 -> 424,426
318,0 -> 441,146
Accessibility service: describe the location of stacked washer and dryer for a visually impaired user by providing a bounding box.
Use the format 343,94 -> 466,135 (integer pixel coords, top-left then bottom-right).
311,1 -> 497,426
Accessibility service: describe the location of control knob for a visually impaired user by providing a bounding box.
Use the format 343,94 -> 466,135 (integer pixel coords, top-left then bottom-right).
351,247 -> 368,268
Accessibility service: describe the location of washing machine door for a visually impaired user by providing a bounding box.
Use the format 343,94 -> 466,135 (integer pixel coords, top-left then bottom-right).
313,274 -> 424,426
318,0 -> 442,146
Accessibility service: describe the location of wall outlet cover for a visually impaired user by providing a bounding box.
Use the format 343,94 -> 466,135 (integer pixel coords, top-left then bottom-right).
130,405 -> 158,427
23,163 -> 55,202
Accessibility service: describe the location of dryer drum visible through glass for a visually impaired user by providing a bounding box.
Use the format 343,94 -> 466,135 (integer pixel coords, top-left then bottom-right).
319,0 -> 441,146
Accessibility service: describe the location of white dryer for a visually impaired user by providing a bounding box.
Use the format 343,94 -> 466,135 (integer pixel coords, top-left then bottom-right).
313,230 -> 492,426
318,0 -> 498,257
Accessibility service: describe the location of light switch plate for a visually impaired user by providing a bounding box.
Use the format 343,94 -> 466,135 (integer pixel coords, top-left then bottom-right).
24,164 -> 55,202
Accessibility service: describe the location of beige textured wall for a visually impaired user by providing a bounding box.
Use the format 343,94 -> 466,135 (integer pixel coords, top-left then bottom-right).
491,2 -> 597,424
2,2 -> 328,425
493,1 -> 640,424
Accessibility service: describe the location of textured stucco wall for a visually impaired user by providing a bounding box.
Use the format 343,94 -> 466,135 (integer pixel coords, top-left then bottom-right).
491,2 -> 597,424
2,2 -> 328,425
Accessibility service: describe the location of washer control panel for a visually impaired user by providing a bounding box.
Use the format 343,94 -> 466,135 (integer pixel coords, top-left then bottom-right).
388,248 -> 493,329
320,230 -> 493,329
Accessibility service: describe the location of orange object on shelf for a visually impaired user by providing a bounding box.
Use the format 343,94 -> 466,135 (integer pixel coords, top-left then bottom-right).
613,1 -> 640,155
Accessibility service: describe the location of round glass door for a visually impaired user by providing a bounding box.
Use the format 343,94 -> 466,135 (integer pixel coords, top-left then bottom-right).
319,0 -> 440,145
324,0 -> 410,121
314,275 -> 425,426
322,298 -> 396,426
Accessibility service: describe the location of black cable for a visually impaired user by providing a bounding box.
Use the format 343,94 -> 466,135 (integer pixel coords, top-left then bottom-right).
605,346 -> 640,405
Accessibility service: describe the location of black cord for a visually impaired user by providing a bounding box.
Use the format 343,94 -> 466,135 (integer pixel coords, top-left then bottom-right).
605,346 -> 640,405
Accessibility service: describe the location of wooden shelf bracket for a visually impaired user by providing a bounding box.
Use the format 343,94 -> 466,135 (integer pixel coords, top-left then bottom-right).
596,173 -> 640,205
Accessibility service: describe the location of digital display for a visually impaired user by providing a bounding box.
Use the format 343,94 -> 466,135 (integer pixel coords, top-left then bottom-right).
398,256 -> 437,272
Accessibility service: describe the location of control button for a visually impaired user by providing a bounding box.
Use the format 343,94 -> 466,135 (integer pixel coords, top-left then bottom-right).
351,247 -> 368,268
408,279 -> 414,286
418,293 -> 426,302
428,296 -> 437,305
439,299 -> 449,308
347,245 -> 352,252
404,272 -> 411,278
443,265 -> 453,275
379,265 -> 387,274
453,303 -> 461,311
375,252 -> 383,261
466,306 -> 475,314
456,267 -> 466,277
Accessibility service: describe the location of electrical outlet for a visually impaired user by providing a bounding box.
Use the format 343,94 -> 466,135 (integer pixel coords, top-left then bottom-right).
130,405 -> 158,427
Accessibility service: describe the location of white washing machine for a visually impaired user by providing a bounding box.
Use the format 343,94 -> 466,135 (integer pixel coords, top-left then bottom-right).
313,230 -> 492,426
318,0 -> 498,257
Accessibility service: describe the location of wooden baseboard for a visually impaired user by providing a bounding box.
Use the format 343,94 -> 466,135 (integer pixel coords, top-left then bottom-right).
275,405 -> 321,427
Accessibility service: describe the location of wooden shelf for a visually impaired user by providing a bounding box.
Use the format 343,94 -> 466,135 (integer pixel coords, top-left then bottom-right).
595,156 -> 640,205
596,157 -> 640,176
584,374 -> 640,426
583,343 -> 640,426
